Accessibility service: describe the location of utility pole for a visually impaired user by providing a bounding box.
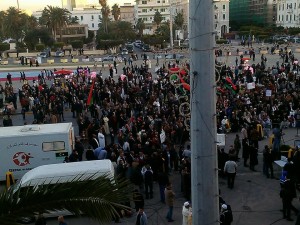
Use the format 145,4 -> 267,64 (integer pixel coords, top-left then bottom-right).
190,0 -> 219,225
169,0 -> 174,49
17,0 -> 20,10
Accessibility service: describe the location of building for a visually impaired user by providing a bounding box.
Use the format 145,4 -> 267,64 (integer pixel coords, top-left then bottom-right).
230,0 -> 277,27
32,8 -> 101,33
135,0 -> 189,35
62,0 -> 100,11
276,0 -> 300,27
58,24 -> 89,41
120,3 -> 135,25
214,0 -> 230,38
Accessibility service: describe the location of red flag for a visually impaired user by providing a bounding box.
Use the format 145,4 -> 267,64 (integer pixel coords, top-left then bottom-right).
87,80 -> 95,106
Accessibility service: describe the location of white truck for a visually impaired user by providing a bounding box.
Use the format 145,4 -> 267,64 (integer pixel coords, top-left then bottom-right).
0,122 -> 74,181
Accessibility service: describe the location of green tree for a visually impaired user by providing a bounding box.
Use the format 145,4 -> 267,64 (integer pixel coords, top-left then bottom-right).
174,12 -> 184,30
99,0 -> 110,33
155,22 -> 170,41
111,4 -> 120,21
23,28 -> 52,50
136,18 -> 145,36
70,16 -> 79,24
97,21 -> 136,42
2,7 -> 27,41
153,11 -> 163,28
0,11 -> 5,40
0,176 -> 130,225
40,6 -> 71,41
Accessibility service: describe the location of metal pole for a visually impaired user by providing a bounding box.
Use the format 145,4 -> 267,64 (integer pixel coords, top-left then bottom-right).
190,0 -> 219,225
169,0 -> 174,49
17,0 -> 19,10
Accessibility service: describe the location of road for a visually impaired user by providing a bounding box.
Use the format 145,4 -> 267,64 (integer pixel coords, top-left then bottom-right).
2,42 -> 300,225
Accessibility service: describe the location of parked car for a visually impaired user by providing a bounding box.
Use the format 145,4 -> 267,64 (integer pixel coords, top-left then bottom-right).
102,55 -> 115,61
142,44 -> 151,52
153,54 -> 163,59
39,52 -> 48,58
134,40 -> 142,47
122,48 -> 129,55
55,51 -> 64,57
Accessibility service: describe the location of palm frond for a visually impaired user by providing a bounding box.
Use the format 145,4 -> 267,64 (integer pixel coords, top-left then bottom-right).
0,175 -> 132,225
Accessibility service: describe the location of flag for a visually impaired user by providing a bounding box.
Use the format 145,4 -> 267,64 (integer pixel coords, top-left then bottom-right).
87,80 -> 95,106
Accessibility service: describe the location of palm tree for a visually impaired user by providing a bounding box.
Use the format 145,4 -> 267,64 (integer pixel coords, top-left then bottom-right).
40,6 -> 71,41
99,0 -> 110,33
0,11 -> 6,40
136,18 -> 145,37
153,11 -> 163,29
111,4 -> 121,21
0,175 -> 131,225
3,7 -> 27,41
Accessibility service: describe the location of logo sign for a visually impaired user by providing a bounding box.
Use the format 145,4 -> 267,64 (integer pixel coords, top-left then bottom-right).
13,152 -> 33,166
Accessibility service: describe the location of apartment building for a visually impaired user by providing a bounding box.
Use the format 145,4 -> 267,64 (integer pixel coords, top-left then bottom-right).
276,0 -> 300,27
214,0 -> 230,38
120,3 -> 135,25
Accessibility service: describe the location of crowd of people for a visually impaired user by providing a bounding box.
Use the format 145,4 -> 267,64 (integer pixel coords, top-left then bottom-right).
2,43 -> 300,224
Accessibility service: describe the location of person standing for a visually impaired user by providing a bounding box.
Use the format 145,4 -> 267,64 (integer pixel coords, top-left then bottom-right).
234,134 -> 241,160
182,202 -> 192,225
135,208 -> 147,225
165,183 -> 175,222
219,204 -> 233,225
143,165 -> 154,199
263,145 -> 274,178
224,156 -> 237,189
157,172 -> 169,203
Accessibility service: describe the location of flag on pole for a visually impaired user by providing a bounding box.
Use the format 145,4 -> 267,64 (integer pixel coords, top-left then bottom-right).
87,80 -> 95,106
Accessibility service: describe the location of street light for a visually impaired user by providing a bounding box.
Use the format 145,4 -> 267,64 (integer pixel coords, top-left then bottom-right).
17,0 -> 19,10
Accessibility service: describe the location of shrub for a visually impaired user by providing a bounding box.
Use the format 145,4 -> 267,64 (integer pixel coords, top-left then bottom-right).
0,43 -> 10,51
53,42 -> 64,50
36,44 -> 45,51
71,40 -> 83,49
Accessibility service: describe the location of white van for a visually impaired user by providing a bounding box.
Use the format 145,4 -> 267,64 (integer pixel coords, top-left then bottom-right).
0,123 -> 74,181
18,160 -> 115,187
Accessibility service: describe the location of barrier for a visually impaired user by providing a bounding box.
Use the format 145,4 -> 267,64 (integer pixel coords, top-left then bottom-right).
0,61 -> 8,65
72,58 -> 79,63
94,58 -> 102,62
13,60 -> 21,64
6,171 -> 15,188
60,59 -> 68,63
47,59 -> 54,64
274,49 -> 280,54
82,58 -> 90,62
260,50 -> 268,54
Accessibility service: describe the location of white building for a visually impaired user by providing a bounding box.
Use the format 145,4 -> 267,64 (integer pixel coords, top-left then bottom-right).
62,0 -> 100,11
32,8 -> 101,33
213,0 -> 230,38
276,0 -> 300,27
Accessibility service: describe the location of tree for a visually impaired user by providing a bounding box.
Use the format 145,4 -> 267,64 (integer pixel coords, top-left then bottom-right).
40,6 -> 71,41
111,4 -> 120,21
174,12 -> 184,30
153,11 -> 163,28
99,0 -> 110,33
23,28 -> 52,50
2,7 -> 28,41
70,16 -> 79,24
0,11 -> 5,40
136,18 -> 145,36
0,175 -> 130,225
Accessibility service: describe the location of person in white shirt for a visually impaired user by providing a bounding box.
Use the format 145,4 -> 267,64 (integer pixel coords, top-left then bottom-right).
98,129 -> 105,149
182,202 -> 192,225
182,145 -> 191,159
224,156 -> 237,189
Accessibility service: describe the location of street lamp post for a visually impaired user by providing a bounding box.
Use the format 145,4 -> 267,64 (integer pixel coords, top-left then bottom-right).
169,0 -> 174,49
17,0 -> 20,10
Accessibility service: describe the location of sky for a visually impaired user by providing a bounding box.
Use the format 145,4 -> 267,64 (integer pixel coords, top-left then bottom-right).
0,0 -> 135,13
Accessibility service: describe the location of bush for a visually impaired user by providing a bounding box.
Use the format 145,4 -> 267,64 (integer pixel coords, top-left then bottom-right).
96,40 -> 123,50
36,44 -> 45,51
216,39 -> 229,44
0,43 -> 10,51
53,42 -> 64,50
71,40 -> 83,49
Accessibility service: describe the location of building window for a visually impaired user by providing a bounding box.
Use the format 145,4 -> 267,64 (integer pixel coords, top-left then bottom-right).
92,23 -> 94,27
223,14 -> 225,20
157,0 -> 160,3
98,15 -> 101,19
215,24 -> 217,29
279,5 -> 280,10
282,15 -> 284,21
290,15 -> 292,21
81,16 -> 83,20
142,0 -> 147,4
155,9 -> 158,11
282,4 -> 284,10
286,15 -> 288,21
222,5 -> 225,10
294,14 -> 296,21
142,9 -> 147,12
160,8 -> 165,12
295,3 -> 297,9
215,14 -> 217,19
91,15 -> 94,20
163,0 -> 165,2
278,15 -> 280,21
162,17 -> 166,20
142,17 -> 147,21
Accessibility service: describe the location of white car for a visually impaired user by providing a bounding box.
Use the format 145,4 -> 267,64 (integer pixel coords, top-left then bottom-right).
122,49 -> 129,55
